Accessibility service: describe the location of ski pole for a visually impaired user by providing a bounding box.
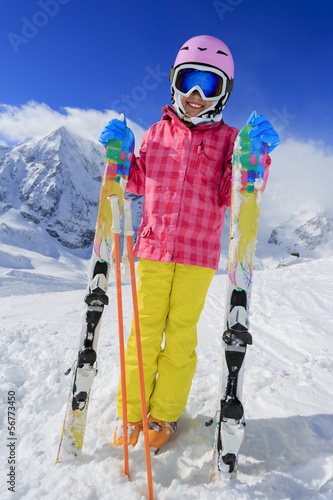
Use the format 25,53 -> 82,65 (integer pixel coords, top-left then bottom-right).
109,195 -> 129,479
123,198 -> 154,500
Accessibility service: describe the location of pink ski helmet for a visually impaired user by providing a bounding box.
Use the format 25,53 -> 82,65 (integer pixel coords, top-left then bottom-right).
170,35 -> 235,114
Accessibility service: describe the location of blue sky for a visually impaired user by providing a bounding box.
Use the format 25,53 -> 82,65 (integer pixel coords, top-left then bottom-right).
1,0 -> 332,146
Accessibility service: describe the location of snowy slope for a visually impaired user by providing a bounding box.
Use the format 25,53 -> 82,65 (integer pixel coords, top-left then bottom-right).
0,253 -> 332,500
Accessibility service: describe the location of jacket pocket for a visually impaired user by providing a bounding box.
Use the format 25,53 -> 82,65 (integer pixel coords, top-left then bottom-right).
195,145 -> 222,182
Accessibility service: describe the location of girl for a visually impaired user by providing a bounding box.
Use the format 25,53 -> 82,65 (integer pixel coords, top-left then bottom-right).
99,35 -> 279,451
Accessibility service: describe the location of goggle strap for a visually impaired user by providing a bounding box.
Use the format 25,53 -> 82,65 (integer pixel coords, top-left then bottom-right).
226,78 -> 234,93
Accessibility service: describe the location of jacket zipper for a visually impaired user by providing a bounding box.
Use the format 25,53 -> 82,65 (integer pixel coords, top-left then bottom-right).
195,140 -> 203,172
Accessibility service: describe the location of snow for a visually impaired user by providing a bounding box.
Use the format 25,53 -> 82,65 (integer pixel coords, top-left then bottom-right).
1,127 -> 333,499
0,248 -> 333,499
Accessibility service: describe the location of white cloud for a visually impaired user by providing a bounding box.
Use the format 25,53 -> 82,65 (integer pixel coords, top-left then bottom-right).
261,137 -> 333,229
0,101 -> 145,150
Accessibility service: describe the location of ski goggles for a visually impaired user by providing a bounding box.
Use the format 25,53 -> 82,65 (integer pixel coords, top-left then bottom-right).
171,64 -> 231,101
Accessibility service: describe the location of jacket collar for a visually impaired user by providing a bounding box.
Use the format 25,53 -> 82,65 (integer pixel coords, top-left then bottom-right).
161,106 -> 223,131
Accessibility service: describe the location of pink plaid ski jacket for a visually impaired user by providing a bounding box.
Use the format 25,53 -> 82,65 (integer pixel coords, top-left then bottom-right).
127,106 -> 270,270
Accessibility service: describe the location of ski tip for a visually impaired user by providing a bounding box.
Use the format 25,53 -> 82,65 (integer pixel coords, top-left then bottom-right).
246,110 -> 257,125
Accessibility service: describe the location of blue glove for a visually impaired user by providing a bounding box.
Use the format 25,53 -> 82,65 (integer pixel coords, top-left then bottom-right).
99,117 -> 127,145
246,111 -> 280,153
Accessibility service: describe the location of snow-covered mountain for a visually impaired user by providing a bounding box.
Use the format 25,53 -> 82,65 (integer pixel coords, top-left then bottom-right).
0,126 -> 104,250
266,210 -> 333,257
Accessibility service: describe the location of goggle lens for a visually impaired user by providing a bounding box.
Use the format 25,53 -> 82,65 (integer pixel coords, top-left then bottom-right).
175,68 -> 224,99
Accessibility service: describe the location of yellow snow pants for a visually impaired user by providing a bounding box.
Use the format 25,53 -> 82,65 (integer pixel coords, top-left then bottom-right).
117,258 -> 215,422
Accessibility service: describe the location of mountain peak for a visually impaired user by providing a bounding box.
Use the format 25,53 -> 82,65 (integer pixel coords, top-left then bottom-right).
38,124 -> 78,149
0,127 -> 105,251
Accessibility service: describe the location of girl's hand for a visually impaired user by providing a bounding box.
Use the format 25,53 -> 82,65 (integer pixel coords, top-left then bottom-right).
246,111 -> 280,153
99,117 -> 127,145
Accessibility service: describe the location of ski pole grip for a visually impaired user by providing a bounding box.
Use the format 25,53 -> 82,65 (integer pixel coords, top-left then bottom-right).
119,113 -> 124,122
123,198 -> 135,236
109,195 -> 121,234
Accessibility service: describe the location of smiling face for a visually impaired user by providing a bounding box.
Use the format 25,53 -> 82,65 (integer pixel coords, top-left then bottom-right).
180,90 -> 213,117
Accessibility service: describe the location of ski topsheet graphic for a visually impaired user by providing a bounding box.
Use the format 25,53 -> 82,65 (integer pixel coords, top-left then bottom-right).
56,115 -> 134,462
211,119 -> 268,480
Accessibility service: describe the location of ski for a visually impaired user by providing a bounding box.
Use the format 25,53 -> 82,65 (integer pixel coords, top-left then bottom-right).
211,119 -> 268,480
56,115 -> 134,462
